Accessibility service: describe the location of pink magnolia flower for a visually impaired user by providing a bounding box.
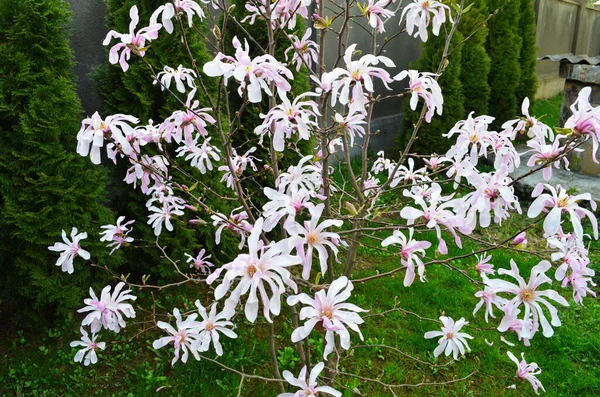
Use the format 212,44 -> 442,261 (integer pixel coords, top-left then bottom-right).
328,44 -> 395,115
527,184 -> 598,239
503,97 -> 554,141
389,157 -> 430,188
444,113 -> 495,165
99,216 -> 135,254
277,155 -> 323,195
150,0 -> 206,34
206,218 -> 301,323
203,37 -> 293,103
361,0 -> 395,33
424,316 -> 473,360
48,227 -> 90,274
124,154 -> 169,194
218,147 -> 261,189
287,276 -> 366,359
262,187 -> 312,232
285,29 -> 319,72
176,137 -> 221,174
194,300 -> 237,356
78,282 -> 137,333
154,65 -> 197,93
163,88 -> 216,145
284,203 -> 344,280
473,282 -> 507,322
103,6 -> 162,72
512,232 -> 528,249
381,228 -> 431,286
507,351 -> 546,395
70,327 -> 106,366
152,308 -> 201,366
147,202 -> 184,236
210,207 -> 253,249
77,112 -> 139,165
185,249 -> 214,274
485,260 -> 569,338
255,92 -> 320,152
525,135 -> 570,181
394,70 -> 443,123
334,111 -> 366,147
401,0 -> 452,42
564,87 -> 600,163
243,0 -> 311,30
279,362 -> 342,397
474,252 -> 495,275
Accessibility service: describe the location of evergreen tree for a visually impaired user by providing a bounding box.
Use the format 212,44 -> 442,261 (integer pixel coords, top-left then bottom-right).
0,0 -> 117,326
487,0 -> 522,124
459,0 -> 491,116
400,29 -> 465,156
516,0 -> 538,108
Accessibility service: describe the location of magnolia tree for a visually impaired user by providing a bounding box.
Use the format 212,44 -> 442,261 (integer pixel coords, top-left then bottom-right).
48,0 -> 600,394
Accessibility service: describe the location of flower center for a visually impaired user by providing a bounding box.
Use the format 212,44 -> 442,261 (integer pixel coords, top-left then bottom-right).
557,197 -> 570,208
206,323 -> 215,331
307,232 -> 319,245
248,264 -> 259,277
445,332 -> 454,339
520,288 -> 535,302
321,308 -> 333,319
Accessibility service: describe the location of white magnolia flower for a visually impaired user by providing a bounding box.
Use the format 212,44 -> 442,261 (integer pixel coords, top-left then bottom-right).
424,316 -> 473,360
48,227 -> 90,274
99,216 -> 135,254
152,308 -> 201,366
70,327 -> 106,366
154,64 -> 197,93
507,351 -> 545,395
194,300 -> 237,356
77,282 -> 137,333
485,260 -> 569,338
287,276 -> 366,359
279,362 -> 342,397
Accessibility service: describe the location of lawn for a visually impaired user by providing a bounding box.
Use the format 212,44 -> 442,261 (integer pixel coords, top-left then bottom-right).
3,94 -> 598,397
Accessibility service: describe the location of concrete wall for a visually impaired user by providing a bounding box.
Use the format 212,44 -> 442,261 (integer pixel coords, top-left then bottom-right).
535,0 -> 600,99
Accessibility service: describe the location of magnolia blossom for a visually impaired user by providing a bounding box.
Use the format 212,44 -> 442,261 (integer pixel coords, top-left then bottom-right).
285,29 -> 319,72
444,113 -> 495,165
394,70 -> 443,123
78,282 -> 137,333
525,135 -> 569,181
152,308 -> 201,366
527,184 -> 598,239
203,37 -> 293,103
284,203 -> 344,280
70,327 -> 106,366
262,187 -> 312,232
473,283 -> 507,323
218,147 -> 261,189
243,0 -> 311,30
207,218 -> 301,323
381,228 -> 431,286
564,87 -> 600,163
277,155 -> 323,195
484,260 -> 569,338
211,207 -> 253,249
504,97 -> 554,141
100,216 -> 135,254
103,6 -> 162,72
287,276 -> 366,359
328,44 -> 395,114
334,111 -> 366,147
512,232 -> 528,249
124,154 -> 169,194
194,300 -> 237,356
163,88 -> 216,145
474,252 -> 494,275
154,65 -> 197,93
401,0 -> 451,42
147,202 -> 184,236
77,112 -> 139,165
254,92 -> 320,152
507,351 -> 545,395
279,362 -> 342,397
424,316 -> 473,360
176,137 -> 221,174
150,0 -> 206,34
185,249 -> 214,273
360,0 -> 395,33
48,228 -> 90,274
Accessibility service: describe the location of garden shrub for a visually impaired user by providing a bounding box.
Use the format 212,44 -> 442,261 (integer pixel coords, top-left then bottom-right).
0,0 -> 118,326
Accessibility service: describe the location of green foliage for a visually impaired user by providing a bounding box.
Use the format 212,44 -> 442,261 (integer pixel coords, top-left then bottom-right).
487,0 -> 522,125
95,0 -> 237,277
516,0 -> 538,108
459,0 -> 491,116
0,0 -> 117,326
400,29 -> 465,155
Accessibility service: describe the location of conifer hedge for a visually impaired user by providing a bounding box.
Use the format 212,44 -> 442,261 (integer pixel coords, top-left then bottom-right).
516,0 -> 538,109
0,0 -> 117,326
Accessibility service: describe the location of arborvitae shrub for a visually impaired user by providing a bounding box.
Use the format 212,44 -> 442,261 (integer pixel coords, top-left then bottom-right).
459,0 -> 491,117
487,0 -> 522,125
516,0 -> 538,108
0,0 -> 118,326
400,29 -> 465,156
